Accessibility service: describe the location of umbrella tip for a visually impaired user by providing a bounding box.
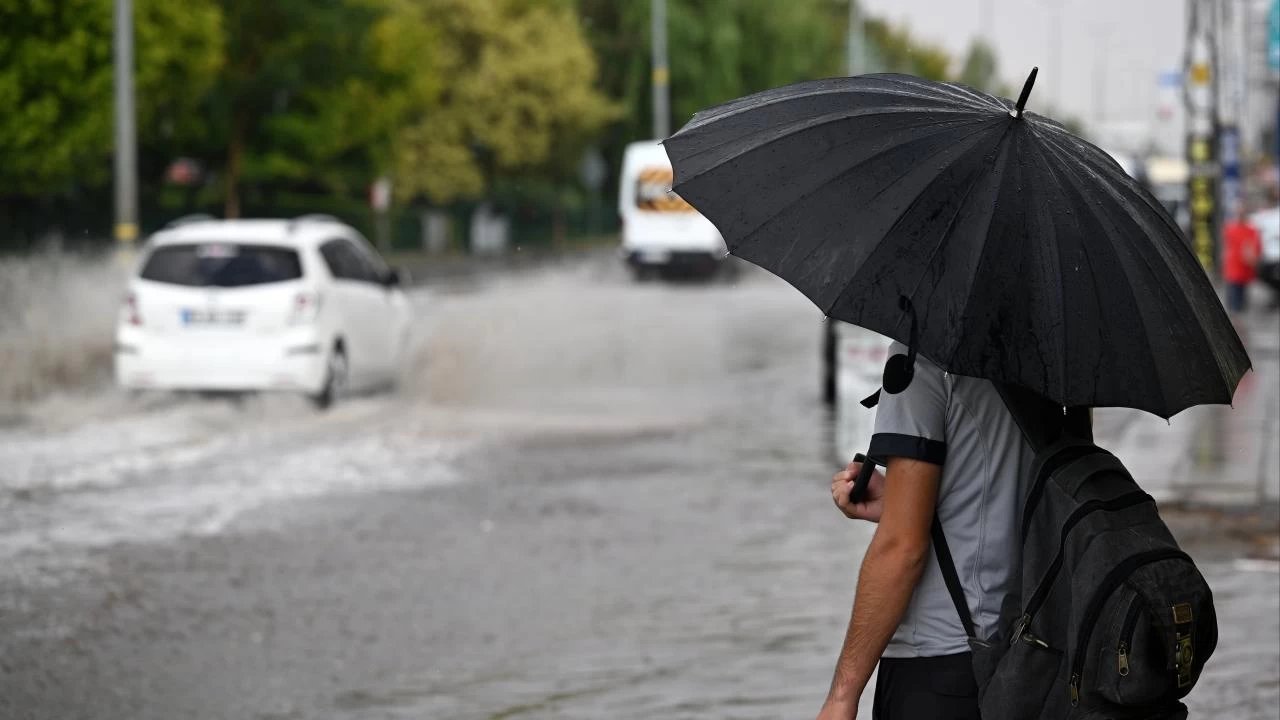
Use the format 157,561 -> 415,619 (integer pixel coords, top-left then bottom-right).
1013,67 -> 1039,118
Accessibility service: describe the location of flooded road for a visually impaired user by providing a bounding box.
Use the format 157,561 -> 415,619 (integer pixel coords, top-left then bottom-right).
0,256 -> 1275,719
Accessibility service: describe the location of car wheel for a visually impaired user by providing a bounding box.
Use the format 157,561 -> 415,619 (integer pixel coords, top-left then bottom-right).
311,345 -> 348,410
631,263 -> 657,282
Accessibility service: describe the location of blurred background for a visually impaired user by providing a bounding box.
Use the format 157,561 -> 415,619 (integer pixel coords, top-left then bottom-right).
0,1 -> 1277,719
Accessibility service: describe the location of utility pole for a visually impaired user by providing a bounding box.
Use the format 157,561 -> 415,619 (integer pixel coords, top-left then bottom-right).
651,0 -> 670,139
1217,0 -> 1243,220
1093,26 -> 1110,129
848,0 -> 867,75
113,0 -> 138,251
1184,0 -> 1219,274
1043,0 -> 1063,108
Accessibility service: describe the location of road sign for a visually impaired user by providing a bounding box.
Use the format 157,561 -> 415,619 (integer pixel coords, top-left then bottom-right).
578,149 -> 607,191
370,177 -> 392,212
1220,127 -> 1241,218
1269,0 -> 1279,72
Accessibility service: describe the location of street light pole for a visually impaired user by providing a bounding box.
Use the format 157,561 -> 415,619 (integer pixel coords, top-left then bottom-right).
113,0 -> 138,249
1185,0 -> 1219,274
1093,26 -> 1110,129
848,0 -> 867,75
651,0 -> 670,139
1046,0 -> 1063,108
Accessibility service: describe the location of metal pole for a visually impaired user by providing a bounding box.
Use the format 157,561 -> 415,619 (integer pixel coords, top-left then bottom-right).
651,0 -> 670,139
1232,0 -> 1249,156
1093,26 -> 1109,129
1185,0 -> 1220,274
848,0 -> 867,75
980,0 -> 994,43
1049,0 -> 1063,108
113,0 -> 138,249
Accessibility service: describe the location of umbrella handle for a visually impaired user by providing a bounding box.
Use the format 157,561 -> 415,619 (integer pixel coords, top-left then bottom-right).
849,453 -> 878,504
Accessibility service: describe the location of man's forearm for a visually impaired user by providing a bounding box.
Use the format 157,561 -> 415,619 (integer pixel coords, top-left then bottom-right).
825,535 -> 929,706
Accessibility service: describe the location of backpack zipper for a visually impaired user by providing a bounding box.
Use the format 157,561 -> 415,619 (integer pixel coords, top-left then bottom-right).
1117,594 -> 1142,677
1013,490 -> 1153,644
1067,548 -> 1194,707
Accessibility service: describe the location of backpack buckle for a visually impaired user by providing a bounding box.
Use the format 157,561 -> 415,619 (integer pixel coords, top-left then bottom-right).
1009,613 -> 1031,646
1172,603 -> 1195,688
1172,603 -> 1193,625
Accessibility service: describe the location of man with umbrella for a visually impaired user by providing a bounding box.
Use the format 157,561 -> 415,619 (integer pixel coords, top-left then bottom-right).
820,343 -> 1035,719
664,70 -> 1249,720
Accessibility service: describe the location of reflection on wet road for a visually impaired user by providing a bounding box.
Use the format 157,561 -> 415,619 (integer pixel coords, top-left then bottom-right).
0,256 -> 1274,719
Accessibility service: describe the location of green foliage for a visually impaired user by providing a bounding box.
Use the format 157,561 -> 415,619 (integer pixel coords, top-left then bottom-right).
0,0 -> 222,195
667,0 -> 842,127
392,0 -> 619,205
205,0 -> 406,214
2,0 -> 1016,240
581,0 -> 842,144
957,39 -> 1000,94
863,17 -> 950,80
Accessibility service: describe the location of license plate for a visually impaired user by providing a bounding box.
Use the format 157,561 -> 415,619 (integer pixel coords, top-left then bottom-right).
638,248 -> 671,263
181,308 -> 245,326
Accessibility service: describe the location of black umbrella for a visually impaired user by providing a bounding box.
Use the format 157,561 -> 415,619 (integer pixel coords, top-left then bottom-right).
664,70 -> 1249,420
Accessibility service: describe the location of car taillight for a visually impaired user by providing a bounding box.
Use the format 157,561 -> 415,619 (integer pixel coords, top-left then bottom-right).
124,292 -> 142,326
288,291 -> 322,325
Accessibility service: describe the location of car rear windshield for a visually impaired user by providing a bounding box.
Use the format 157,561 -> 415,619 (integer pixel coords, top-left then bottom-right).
139,243 -> 303,287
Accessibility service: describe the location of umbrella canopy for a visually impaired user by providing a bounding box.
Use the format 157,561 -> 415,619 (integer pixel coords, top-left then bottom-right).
664,71 -> 1250,418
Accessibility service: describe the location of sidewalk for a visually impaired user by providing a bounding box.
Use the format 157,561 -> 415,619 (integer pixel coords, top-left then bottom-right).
1102,302 -> 1280,508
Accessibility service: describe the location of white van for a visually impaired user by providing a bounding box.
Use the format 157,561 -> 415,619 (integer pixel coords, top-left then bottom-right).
618,141 -> 727,279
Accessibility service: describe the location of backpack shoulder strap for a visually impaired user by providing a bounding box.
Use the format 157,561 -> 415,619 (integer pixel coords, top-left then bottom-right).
929,382 -> 1094,641
932,515 -> 977,639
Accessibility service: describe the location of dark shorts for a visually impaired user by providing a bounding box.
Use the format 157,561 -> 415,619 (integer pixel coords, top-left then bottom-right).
873,652 -> 980,720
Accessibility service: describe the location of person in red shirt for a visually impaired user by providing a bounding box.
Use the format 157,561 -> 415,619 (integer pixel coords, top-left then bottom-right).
1222,207 -> 1262,313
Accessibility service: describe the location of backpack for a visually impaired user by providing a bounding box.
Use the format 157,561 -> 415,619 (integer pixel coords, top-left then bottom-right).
931,384 -> 1218,720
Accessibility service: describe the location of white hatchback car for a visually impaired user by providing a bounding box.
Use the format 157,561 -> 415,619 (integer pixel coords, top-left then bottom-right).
114,215 -> 412,407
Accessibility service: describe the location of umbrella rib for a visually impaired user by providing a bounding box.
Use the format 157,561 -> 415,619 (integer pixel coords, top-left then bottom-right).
901,123 -> 1015,311
1036,128 -> 1246,411
733,124 -> 998,257
1025,137 -> 1084,405
823,122 -> 1009,320
1035,134 -> 1171,412
672,109 -> 980,185
877,73 -> 1010,113
679,74 -> 1004,134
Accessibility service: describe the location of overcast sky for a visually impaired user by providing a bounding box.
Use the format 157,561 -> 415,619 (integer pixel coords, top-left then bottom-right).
860,0 -> 1189,148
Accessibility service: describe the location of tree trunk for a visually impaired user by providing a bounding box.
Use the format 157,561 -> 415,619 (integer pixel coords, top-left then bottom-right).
224,109 -> 248,219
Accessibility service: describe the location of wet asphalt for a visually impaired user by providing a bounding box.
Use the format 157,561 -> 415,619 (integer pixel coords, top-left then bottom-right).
0,255 -> 1275,719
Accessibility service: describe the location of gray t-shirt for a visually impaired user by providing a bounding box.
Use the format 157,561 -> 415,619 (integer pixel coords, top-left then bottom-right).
868,342 -> 1034,658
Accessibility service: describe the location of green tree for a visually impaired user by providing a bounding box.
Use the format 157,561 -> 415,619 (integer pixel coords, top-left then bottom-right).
392,0 -> 618,205
862,17 -> 950,80
957,39 -> 1000,93
580,0 -> 842,144
0,0 -> 222,196
205,0 -> 407,216
579,0 -> 844,205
